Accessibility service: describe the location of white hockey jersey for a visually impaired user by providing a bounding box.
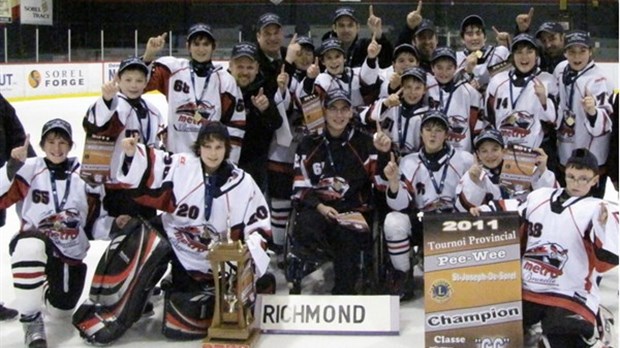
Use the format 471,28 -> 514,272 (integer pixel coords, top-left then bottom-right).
554,61 -> 612,166
519,188 -> 619,324
84,93 -> 165,182
146,57 -> 246,161
116,144 -> 271,277
428,80 -> 484,152
296,58 -> 380,109
363,99 -> 428,156
455,166 -> 557,212
0,158 -> 92,260
456,45 -> 510,91
387,147 -> 473,212
486,69 -> 558,148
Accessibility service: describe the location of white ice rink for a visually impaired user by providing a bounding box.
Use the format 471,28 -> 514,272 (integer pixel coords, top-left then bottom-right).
0,95 -> 618,347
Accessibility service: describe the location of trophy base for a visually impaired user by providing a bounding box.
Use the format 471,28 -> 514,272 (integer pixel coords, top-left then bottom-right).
203,328 -> 260,348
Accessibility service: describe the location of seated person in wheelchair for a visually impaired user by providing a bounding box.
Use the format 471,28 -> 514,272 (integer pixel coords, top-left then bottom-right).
382,110 -> 473,300
114,121 -> 273,340
291,89 -> 391,295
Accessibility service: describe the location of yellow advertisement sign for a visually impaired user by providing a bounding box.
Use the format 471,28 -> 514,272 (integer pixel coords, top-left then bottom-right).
424,212 -> 523,348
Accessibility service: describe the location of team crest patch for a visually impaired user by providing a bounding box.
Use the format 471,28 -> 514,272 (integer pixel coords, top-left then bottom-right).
429,279 -> 453,303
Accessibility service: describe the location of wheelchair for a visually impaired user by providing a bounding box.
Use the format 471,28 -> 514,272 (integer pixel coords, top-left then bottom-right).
282,199 -> 385,295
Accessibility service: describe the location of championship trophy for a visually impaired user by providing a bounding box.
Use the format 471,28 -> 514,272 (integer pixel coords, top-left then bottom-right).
203,229 -> 260,348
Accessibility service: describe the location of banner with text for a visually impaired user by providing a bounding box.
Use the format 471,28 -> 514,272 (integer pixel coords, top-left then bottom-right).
424,212 -> 523,348
20,0 -> 52,25
256,295 -> 399,335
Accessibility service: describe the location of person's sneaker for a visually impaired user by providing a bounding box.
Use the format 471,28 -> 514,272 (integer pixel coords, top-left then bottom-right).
20,312 -> 47,348
256,272 -> 277,294
388,269 -> 414,301
0,303 -> 18,321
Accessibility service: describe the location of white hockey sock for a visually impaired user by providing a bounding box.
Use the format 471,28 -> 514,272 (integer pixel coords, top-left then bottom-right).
11,238 -> 47,316
270,198 -> 292,247
386,236 -> 411,272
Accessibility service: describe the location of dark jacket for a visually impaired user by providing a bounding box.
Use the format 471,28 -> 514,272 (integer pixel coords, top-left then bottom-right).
237,73 -> 283,188
256,46 -> 288,99
322,31 -> 393,69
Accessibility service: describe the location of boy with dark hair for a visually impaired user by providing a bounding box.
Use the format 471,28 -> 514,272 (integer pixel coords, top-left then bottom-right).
519,148 -> 618,347
456,128 -> 557,215
555,30 -> 612,198
379,43 -> 420,97
456,15 -> 510,93
142,24 -> 246,159
364,67 -> 429,157
428,46 -> 484,152
83,56 -> 165,222
382,110 -> 473,300
0,119 -> 106,347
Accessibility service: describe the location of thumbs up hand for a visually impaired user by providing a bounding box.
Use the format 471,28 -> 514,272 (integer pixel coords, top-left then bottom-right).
582,88 -> 597,116
307,57 -> 320,79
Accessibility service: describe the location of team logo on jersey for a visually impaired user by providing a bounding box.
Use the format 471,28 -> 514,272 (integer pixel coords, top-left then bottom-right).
523,242 -> 568,280
316,176 -> 349,201
174,101 -> 216,132
447,114 -> 468,143
499,110 -> 533,141
173,226 -> 210,253
429,279 -> 453,303
39,209 -> 81,241
558,110 -> 576,139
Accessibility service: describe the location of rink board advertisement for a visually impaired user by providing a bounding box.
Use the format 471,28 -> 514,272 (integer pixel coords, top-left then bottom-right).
423,212 -> 523,348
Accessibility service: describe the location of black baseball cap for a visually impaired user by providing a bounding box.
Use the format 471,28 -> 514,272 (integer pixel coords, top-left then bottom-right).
257,13 -> 282,31
474,129 -> 505,149
42,118 -> 72,141
510,33 -> 539,52
431,47 -> 457,64
566,148 -> 598,172
535,22 -> 565,38
118,57 -> 148,76
296,36 -> 315,50
421,110 -> 449,129
319,38 -> 345,56
460,15 -> 486,36
401,67 -> 427,84
564,30 -> 593,50
187,23 -> 215,42
323,89 -> 352,108
231,42 -> 258,60
333,7 -> 357,23
198,121 -> 230,140
415,19 -> 436,36
393,44 -> 419,61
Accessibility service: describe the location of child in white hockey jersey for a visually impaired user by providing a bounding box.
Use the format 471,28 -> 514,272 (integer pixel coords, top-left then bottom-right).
364,67 -> 429,157
428,46 -> 484,152
379,43 -> 420,97
0,119 -> 105,348
382,110 -> 473,300
555,30 -> 612,198
486,33 -> 558,149
117,121 -> 273,340
455,128 -> 557,215
456,15 -> 510,93
142,23 -> 246,159
297,37 -> 382,110
83,57 -> 165,222
519,148 -> 618,347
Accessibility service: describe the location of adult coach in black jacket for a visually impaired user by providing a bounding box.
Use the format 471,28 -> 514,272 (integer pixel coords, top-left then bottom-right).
255,12 -> 288,99
322,6 -> 393,69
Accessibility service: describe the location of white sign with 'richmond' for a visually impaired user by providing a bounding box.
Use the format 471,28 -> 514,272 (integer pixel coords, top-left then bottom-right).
255,295 -> 399,335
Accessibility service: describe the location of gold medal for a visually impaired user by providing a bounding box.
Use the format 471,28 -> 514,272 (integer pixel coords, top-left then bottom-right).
333,179 -> 343,191
53,220 -> 62,231
475,50 -> 483,59
564,112 -> 576,127
193,110 -> 203,122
